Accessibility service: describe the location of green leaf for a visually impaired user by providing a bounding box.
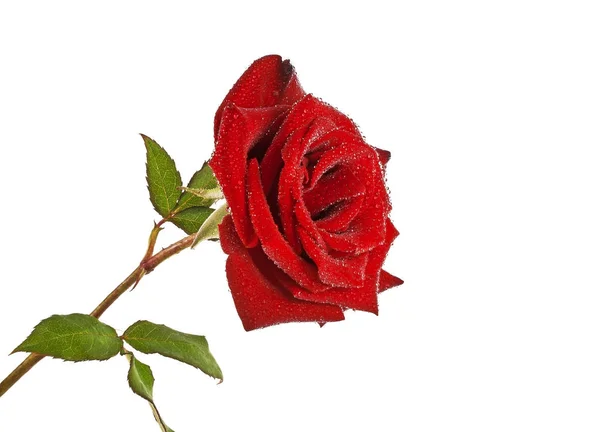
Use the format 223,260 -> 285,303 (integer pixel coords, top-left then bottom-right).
122,321 -> 222,380
13,314 -> 122,361
125,352 -> 175,432
142,134 -> 182,218
127,353 -> 155,402
178,186 -> 223,202
191,202 -> 228,247
175,162 -> 219,212
170,206 -> 214,235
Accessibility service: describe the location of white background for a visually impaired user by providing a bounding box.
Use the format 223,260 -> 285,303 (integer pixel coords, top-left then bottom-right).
1,1 -> 599,431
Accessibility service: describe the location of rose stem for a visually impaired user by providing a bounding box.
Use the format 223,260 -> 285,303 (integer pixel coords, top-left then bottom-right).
0,229 -> 197,398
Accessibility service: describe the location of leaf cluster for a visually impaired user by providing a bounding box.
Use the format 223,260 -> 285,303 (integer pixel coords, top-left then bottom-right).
143,134 -> 222,234
14,314 -> 222,431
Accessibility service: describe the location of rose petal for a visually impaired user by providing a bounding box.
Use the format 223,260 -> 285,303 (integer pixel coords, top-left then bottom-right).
214,55 -> 305,138
247,159 -> 332,292
375,147 -> 391,166
291,219 -> 399,315
286,282 -> 379,315
260,95 -> 360,197
313,141 -> 389,254
307,132 -> 372,189
297,227 -> 368,289
219,216 -> 344,331
276,117 -> 350,253
274,95 -> 359,152
281,117 -> 339,163
260,117 -> 337,198
367,219 -> 400,295
303,166 -> 365,216
276,121 -> 316,253
210,104 -> 288,248
315,195 -> 364,233
294,199 -> 325,244
378,270 -> 404,293
293,181 -> 365,244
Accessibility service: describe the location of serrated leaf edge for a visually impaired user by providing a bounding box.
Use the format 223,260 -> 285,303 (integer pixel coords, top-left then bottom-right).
142,134 -> 183,218
122,320 -> 223,380
11,313 -> 122,362
124,351 -> 174,432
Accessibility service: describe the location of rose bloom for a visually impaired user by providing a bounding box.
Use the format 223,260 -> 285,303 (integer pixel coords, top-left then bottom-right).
210,55 -> 402,331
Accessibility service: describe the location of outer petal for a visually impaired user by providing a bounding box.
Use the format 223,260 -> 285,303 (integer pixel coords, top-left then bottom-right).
210,104 -> 288,248
286,279 -> 379,314
375,148 -> 391,166
219,215 -> 344,331
367,219 -> 400,295
378,270 -> 404,293
214,55 -> 305,138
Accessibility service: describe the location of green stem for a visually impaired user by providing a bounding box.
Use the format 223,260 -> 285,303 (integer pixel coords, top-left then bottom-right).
142,221 -> 165,263
0,230 -> 196,399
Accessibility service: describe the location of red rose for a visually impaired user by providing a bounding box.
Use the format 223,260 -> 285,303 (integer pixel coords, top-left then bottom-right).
210,55 -> 403,331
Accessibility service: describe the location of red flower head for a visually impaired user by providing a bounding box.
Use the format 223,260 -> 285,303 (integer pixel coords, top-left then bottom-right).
210,55 -> 402,331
